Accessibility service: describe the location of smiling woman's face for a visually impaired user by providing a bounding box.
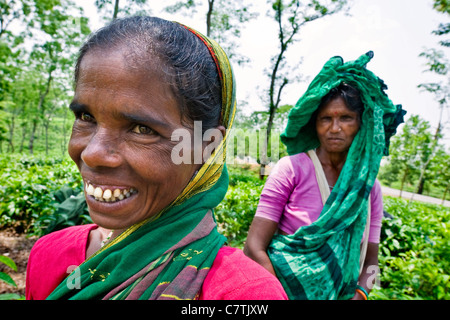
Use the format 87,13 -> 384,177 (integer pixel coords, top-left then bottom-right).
68,48 -> 200,230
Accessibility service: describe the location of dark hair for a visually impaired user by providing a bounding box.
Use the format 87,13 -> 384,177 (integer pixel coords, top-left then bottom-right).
74,16 -> 222,132
318,82 -> 364,119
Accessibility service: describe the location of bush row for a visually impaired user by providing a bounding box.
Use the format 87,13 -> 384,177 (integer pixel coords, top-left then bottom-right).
371,197 -> 449,300
0,155 -> 84,234
1,156 -> 448,299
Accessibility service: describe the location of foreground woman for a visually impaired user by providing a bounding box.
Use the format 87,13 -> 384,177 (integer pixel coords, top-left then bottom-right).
245,52 -> 405,300
26,16 -> 287,300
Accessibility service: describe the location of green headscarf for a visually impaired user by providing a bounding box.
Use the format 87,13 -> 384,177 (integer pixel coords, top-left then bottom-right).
48,22 -> 236,300
268,51 -> 405,300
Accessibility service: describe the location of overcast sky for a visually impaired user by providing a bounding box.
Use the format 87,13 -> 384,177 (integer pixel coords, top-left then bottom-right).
77,0 -> 450,147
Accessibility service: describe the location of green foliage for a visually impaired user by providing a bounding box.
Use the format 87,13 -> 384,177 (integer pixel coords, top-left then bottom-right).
379,114 -> 450,200
0,255 -> 23,300
371,197 -> 450,300
0,0 -> 90,155
0,255 -> 17,287
0,154 -> 85,235
215,165 -> 265,247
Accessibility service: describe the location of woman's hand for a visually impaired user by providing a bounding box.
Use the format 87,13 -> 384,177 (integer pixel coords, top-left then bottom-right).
351,242 -> 379,300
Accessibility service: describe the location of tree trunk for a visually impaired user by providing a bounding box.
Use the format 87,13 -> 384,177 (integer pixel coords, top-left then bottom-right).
206,0 -> 214,37
415,111 -> 442,195
442,182 -> 450,204
113,0 -> 120,19
7,113 -> 15,153
415,158 -> 431,195
417,178 -> 425,194
62,104 -> 68,156
399,167 -> 409,198
260,109 -> 276,177
44,122 -> 49,155
28,120 -> 38,155
29,71 -> 53,154
259,2 -> 292,178
19,123 -> 27,153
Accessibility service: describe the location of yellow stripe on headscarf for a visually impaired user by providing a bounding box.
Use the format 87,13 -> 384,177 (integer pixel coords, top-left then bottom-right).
169,23 -> 236,206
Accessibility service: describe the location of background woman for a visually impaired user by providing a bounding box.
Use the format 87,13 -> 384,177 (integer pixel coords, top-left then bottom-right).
245,52 -> 405,300
26,16 -> 287,300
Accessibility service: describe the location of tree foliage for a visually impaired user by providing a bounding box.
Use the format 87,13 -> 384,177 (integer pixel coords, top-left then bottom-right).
414,0 -> 450,199
94,0 -> 149,21
0,0 -> 90,155
164,0 -> 257,65
379,115 -> 449,201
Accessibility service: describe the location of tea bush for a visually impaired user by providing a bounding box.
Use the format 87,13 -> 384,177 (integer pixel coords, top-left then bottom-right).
371,197 -> 450,300
0,155 -> 84,235
214,165 -> 264,247
0,255 -> 22,300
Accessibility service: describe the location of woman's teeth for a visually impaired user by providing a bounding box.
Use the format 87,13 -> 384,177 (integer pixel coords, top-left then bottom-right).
85,183 -> 137,202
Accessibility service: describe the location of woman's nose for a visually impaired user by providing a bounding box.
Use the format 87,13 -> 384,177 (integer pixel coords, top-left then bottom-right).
81,130 -> 123,169
330,119 -> 341,133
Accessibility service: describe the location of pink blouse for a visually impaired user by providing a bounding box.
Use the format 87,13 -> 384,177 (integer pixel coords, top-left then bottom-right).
255,153 -> 383,243
26,224 -> 287,300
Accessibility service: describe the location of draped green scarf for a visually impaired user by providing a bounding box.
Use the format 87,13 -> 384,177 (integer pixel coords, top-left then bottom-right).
268,51 -> 405,300
47,23 -> 236,300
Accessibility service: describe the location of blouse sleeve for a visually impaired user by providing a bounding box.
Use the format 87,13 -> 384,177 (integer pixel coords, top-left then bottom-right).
368,179 -> 383,243
26,224 -> 96,300
254,156 -> 296,224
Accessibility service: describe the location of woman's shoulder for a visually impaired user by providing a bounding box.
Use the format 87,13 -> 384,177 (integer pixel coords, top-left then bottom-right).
200,246 -> 288,300
30,224 -> 96,258
270,152 -> 312,177
371,179 -> 382,194
278,152 -> 311,166
26,224 -> 96,300
369,179 -> 383,207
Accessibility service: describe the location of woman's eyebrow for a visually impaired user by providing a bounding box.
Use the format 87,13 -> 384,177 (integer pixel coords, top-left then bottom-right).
69,101 -> 88,113
117,111 -> 171,130
69,102 -> 172,131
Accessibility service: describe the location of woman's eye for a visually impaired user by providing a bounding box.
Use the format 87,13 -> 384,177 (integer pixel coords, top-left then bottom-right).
131,124 -> 154,135
80,112 -> 94,122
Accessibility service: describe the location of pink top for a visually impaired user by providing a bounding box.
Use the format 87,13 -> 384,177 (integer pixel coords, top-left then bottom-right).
255,153 -> 383,243
26,224 -> 287,300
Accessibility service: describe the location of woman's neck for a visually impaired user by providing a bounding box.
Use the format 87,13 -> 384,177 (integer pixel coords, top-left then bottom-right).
86,227 -> 124,258
315,147 -> 348,186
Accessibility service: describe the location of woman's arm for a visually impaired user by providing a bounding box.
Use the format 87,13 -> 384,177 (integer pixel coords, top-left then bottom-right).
244,156 -> 296,276
351,242 -> 379,300
244,217 -> 280,276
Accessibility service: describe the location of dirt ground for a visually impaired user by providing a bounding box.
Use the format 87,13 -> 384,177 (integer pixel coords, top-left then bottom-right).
0,229 -> 38,297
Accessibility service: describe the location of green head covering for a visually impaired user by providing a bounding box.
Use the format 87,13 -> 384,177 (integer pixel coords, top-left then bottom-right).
281,51 -> 405,156
268,51 -> 405,300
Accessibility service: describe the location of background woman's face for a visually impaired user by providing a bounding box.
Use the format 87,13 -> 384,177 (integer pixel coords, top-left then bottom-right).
315,97 -> 360,154
68,48 -> 200,230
